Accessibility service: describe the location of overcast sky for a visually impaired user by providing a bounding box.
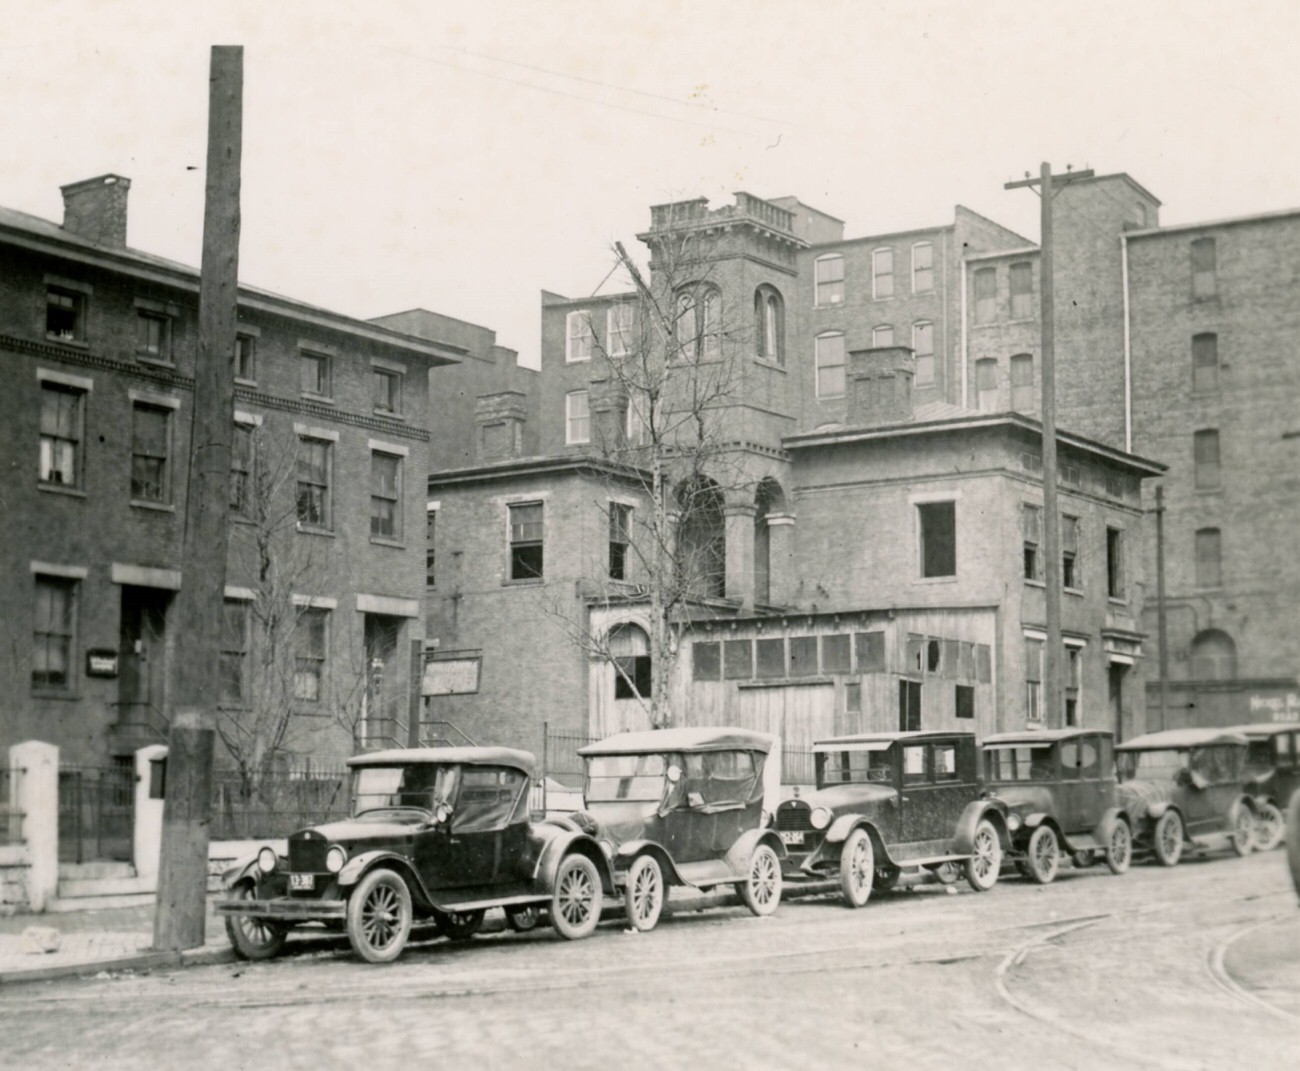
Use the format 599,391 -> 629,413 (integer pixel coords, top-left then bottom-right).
3,0 -> 1297,368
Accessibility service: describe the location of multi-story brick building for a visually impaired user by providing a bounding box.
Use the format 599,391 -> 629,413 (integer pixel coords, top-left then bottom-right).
0,174 -> 463,768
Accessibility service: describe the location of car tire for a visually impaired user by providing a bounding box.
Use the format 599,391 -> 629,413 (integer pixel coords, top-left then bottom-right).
1024,825 -> 1060,885
1254,801 -> 1285,853
1105,817 -> 1132,875
738,844 -> 782,917
1071,850 -> 1097,869
550,854 -> 602,941
930,861 -> 960,885
1153,810 -> 1184,867
838,828 -> 874,908
624,854 -> 666,932
506,904 -> 542,932
224,881 -> 287,961
874,865 -> 901,893
346,868 -> 413,964
1230,801 -> 1256,857
964,818 -> 1002,892
436,908 -> 485,940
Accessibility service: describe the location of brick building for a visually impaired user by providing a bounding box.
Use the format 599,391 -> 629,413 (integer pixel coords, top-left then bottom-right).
0,174 -> 462,768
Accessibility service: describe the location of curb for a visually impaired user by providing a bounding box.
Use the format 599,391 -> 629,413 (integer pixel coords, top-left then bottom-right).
0,944 -> 235,986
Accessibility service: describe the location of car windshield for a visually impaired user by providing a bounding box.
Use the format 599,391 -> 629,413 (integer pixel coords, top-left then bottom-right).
1245,739 -> 1273,772
985,745 -> 1055,782
352,764 -> 459,816
1116,749 -> 1185,783
585,753 -> 668,802
816,746 -> 895,786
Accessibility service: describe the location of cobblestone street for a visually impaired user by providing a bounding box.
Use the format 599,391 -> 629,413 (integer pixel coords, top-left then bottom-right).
2,849 -> 1296,1070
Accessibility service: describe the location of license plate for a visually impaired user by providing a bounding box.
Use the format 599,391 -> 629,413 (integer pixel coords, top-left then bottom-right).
290,873 -> 315,891
779,831 -> 804,846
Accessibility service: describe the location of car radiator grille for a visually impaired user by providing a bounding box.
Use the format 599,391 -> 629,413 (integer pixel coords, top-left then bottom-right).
776,802 -> 813,832
289,839 -> 328,873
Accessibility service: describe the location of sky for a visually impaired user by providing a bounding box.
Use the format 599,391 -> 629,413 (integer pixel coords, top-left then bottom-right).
3,0 -> 1298,368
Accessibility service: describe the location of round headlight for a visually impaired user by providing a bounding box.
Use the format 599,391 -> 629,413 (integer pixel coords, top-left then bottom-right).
810,806 -> 831,830
325,846 -> 347,874
257,846 -> 277,874
1007,813 -> 1023,832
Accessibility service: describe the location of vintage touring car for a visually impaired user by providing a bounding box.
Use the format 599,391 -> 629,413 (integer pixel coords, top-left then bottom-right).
569,727 -> 786,931
1226,722 -> 1299,851
776,731 -> 1009,906
981,728 -> 1131,883
216,747 -> 612,963
1115,728 -> 1256,865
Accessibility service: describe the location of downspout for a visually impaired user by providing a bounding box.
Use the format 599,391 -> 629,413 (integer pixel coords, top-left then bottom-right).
960,255 -> 969,409
1121,234 -> 1132,452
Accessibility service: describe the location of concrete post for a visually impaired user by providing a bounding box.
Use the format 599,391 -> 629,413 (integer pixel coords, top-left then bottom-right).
766,514 -> 796,607
134,744 -> 169,881
724,503 -> 756,608
11,741 -> 58,912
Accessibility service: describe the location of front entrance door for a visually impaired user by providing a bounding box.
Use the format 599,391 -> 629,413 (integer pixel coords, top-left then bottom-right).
119,586 -> 170,727
1109,663 -> 1129,741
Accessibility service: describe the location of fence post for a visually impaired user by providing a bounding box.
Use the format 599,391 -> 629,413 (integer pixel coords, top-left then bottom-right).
134,744 -> 169,882
12,741 -> 58,912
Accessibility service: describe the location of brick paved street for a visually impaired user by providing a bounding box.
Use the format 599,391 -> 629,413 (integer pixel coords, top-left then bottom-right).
1,849 -> 1296,1071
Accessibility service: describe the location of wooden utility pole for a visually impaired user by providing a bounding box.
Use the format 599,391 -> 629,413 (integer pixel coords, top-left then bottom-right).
154,46 -> 243,951
1154,484 -> 1170,732
1005,163 -> 1093,728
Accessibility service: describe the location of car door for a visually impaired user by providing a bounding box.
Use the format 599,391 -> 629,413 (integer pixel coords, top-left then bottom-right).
899,743 -> 937,844
1059,736 -> 1104,832
436,765 -> 516,889
1184,746 -> 1235,835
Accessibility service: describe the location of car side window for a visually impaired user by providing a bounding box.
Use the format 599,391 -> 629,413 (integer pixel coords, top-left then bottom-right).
932,744 -> 958,782
1062,739 -> 1100,779
454,767 -> 526,833
902,745 -> 926,784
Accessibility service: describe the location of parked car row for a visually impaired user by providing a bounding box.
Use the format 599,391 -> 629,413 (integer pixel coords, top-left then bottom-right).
216,722 -> 1297,963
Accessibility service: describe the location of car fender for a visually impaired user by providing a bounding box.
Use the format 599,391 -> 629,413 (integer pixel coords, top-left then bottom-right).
1021,812 -> 1051,830
1091,807 -> 1126,844
724,828 -> 788,877
952,800 -> 1010,853
337,850 -> 434,905
825,813 -> 869,845
1145,800 -> 1172,820
220,856 -> 260,889
613,840 -> 686,886
534,829 -> 616,895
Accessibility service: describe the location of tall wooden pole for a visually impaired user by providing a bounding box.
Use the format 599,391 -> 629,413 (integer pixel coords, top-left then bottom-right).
1006,164 -> 1093,728
1155,484 -> 1170,732
154,46 -> 243,951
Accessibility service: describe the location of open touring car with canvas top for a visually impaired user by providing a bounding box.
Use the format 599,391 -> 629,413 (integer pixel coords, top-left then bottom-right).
1225,722 -> 1299,851
216,747 -> 612,963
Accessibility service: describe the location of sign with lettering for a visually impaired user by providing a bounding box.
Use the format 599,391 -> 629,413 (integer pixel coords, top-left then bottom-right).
1249,692 -> 1300,723
86,649 -> 119,677
422,657 -> 481,696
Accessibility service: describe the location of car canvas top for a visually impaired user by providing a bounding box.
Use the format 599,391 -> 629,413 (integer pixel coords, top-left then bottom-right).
983,728 -> 1112,746
347,746 -> 538,776
1222,723 -> 1300,739
1116,728 -> 1248,752
577,727 -> 776,756
813,730 -> 974,750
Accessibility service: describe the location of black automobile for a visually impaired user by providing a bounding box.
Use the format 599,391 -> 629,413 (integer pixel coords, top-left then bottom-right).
1226,723 -> 1299,851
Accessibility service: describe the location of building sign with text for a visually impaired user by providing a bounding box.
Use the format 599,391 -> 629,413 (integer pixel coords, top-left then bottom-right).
1249,692 -> 1300,723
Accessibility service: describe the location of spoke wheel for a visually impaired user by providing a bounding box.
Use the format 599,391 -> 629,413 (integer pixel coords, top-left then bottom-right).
1106,818 -> 1132,875
838,828 -> 874,908
624,854 -> 666,932
1230,802 -> 1256,857
550,854 -> 602,940
738,844 -> 782,916
1153,810 -> 1184,867
1254,801 -> 1285,852
224,882 -> 287,961
346,869 -> 412,964
1025,825 -> 1060,885
964,819 -> 1002,892
506,904 -> 542,932
436,908 -> 485,940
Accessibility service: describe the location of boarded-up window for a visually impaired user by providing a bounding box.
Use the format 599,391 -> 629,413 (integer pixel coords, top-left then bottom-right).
973,267 -> 996,324
1192,333 -> 1219,393
1194,429 -> 1221,490
976,644 -> 992,683
845,680 -> 862,714
755,638 -> 785,678
724,639 -> 753,679
855,631 -> 885,672
789,636 -> 818,676
693,641 -> 721,681
822,634 -> 851,674
956,684 -> 975,720
918,501 -> 956,578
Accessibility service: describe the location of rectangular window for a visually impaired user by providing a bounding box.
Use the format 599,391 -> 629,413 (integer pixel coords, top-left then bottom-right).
136,310 -> 171,361
815,333 -> 846,398
975,358 -> 998,411
692,641 -> 721,681
1064,646 -> 1082,727
1062,514 -> 1080,590
918,501 -> 956,578
566,390 -> 590,444
1026,637 -> 1043,722
899,680 -> 922,732
912,243 -> 933,293
933,743 -> 958,781
723,639 -> 753,680
607,305 -> 633,358
46,287 -> 85,343
234,334 -> 256,382
293,608 -> 328,702
230,422 -> 254,516
1196,528 -> 1222,588
1194,429 -> 1220,490
872,248 -> 894,299
822,634 -> 851,674
370,452 -> 402,540
789,635 -> 818,676
855,631 -> 886,672
373,368 -> 402,415
845,681 -> 862,714
756,638 -> 786,679
296,437 -> 332,530
1191,237 -> 1217,299
130,403 -> 171,503
872,324 -> 894,347
220,599 -> 248,706
912,322 -> 934,386
1192,333 -> 1219,394
1010,262 -> 1033,320
301,351 -> 331,397
973,267 -> 996,325
815,255 -> 844,306
956,684 -> 975,720
566,310 -> 593,362
33,575 -> 77,691
426,509 -> 437,588
609,502 -> 631,580
1011,353 -> 1035,411
1106,526 -> 1124,599
509,502 -> 544,580
39,382 -> 84,487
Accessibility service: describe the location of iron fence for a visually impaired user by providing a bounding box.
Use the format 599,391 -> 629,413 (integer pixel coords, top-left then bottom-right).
210,763 -> 352,840
0,765 -> 21,846
58,763 -> 134,863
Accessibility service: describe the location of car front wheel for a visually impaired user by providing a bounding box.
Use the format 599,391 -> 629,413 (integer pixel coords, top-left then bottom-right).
624,854 -> 666,932
1024,825 -> 1059,885
838,828 -> 875,908
1254,801 -> 1285,852
738,844 -> 782,916
224,881 -> 287,961
551,854 -> 602,940
1153,810 -> 1184,866
1230,802 -> 1256,857
964,819 -> 1002,892
346,868 -> 413,964
1106,817 -> 1132,875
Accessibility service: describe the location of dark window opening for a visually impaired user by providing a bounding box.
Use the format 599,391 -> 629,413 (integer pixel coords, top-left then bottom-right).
956,684 -> 975,720
918,501 -> 956,578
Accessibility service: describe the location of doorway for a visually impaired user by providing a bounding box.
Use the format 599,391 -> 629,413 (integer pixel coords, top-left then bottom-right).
1108,662 -> 1129,742
118,586 -> 171,732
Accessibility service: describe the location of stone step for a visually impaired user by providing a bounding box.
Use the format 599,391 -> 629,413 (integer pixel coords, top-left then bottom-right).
58,861 -> 136,881
57,874 -> 154,899
44,892 -> 156,912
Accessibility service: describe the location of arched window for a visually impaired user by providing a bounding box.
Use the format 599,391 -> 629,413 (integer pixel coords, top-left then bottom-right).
1192,333 -> 1219,393
609,623 -> 652,700
754,286 -> 784,364
912,321 -> 934,386
1010,353 -> 1035,412
675,286 -> 722,361
1190,629 -> 1236,680
1193,429 -> 1220,489
975,357 -> 998,411
676,475 -> 726,599
1195,527 -> 1222,588
701,288 -> 722,360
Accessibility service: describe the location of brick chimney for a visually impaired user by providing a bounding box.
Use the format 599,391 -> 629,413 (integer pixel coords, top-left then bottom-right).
475,391 -> 528,461
848,345 -> 915,426
60,174 -> 131,247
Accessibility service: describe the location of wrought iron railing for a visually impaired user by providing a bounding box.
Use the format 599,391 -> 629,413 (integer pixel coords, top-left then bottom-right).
0,765 -> 22,846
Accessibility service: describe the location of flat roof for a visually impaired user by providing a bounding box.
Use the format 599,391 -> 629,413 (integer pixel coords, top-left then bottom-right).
578,727 -> 776,756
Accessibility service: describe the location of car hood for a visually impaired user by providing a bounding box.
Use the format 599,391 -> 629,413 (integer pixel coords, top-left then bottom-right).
797,782 -> 897,812
986,784 -> 1054,815
1118,781 -> 1172,815
581,800 -> 659,847
299,813 -> 427,845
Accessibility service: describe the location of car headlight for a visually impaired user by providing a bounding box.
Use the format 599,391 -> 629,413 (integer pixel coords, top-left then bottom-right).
257,846 -> 278,874
1006,813 -> 1022,832
325,846 -> 347,874
810,807 -> 831,830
